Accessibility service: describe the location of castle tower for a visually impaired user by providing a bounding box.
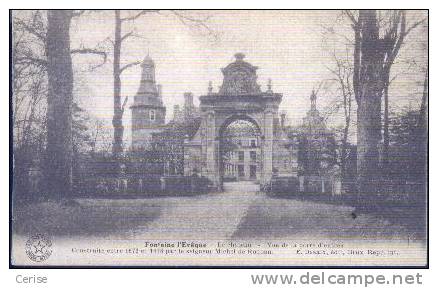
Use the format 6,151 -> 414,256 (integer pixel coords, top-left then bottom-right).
130,55 -> 166,150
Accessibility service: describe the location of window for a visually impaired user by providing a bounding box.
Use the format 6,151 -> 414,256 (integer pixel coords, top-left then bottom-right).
149,110 -> 156,121
238,165 -> 245,177
250,151 -> 257,161
251,139 -> 256,147
250,165 -> 257,179
238,151 -> 244,161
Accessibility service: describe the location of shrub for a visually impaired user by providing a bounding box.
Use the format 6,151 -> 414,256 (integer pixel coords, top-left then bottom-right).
264,176 -> 300,198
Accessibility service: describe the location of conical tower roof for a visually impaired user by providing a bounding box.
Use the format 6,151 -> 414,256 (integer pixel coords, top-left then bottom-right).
131,54 -> 163,108
141,54 -> 155,67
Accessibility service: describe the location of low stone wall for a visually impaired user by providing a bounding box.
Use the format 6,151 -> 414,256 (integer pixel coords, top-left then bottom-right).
159,175 -> 212,196
263,175 -> 343,198
299,176 -> 342,195
77,175 -> 212,198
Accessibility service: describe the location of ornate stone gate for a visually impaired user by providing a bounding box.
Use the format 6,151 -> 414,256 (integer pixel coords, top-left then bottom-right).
184,53 -> 296,188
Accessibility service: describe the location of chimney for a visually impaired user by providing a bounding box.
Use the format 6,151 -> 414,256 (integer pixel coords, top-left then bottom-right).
173,105 -> 180,121
184,92 -> 193,108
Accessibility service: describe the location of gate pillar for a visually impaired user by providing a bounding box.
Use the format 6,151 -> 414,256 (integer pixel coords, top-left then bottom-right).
205,112 -> 220,186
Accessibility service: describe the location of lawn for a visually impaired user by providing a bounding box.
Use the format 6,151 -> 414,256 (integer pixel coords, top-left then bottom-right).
12,199 -> 163,238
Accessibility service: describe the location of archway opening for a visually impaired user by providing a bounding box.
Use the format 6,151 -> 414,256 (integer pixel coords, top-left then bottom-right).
219,118 -> 262,183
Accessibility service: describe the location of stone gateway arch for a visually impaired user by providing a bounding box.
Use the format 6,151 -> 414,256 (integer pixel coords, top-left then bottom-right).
184,53 -> 298,188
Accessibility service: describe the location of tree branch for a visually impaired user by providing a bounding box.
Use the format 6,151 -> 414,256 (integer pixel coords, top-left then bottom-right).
170,11 -> 218,40
344,10 -> 358,27
320,24 -> 354,45
121,96 -> 129,115
120,10 -> 158,22
121,31 -> 134,42
71,10 -> 86,18
71,48 -> 107,68
120,61 -> 141,74
14,56 -> 48,67
404,17 -> 427,36
13,18 -> 46,43
104,36 -> 115,47
383,11 -> 425,76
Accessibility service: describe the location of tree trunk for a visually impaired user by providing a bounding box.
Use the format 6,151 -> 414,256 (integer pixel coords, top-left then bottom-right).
112,10 -> 124,158
45,10 -> 74,200
420,66 -> 428,125
356,10 -> 383,208
340,116 -> 350,183
419,66 -> 428,184
382,77 -> 390,175
340,81 -> 351,185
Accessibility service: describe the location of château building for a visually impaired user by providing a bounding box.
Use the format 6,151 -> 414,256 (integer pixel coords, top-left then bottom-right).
223,135 -> 261,181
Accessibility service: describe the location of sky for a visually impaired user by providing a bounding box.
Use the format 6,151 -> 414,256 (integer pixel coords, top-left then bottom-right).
69,10 -> 428,145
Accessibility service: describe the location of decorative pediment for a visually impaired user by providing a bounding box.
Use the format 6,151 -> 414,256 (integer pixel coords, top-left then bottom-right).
218,53 -> 261,95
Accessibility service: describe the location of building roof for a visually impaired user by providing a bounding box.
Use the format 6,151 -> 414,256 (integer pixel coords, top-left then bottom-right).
131,55 -> 164,109
155,117 -> 202,140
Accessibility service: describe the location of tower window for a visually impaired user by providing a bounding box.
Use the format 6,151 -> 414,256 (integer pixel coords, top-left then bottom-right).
250,151 -> 257,161
150,110 -> 156,121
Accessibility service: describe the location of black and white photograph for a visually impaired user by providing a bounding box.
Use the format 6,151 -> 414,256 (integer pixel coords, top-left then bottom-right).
10,9 -> 428,267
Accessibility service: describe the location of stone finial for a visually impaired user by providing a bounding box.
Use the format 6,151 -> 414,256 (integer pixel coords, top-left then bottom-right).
234,52 -> 245,61
208,81 -> 213,94
267,78 -> 273,93
280,110 -> 287,129
310,90 -> 317,110
157,84 -> 162,97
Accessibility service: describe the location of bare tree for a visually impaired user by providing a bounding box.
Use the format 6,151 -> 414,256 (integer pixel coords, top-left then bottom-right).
375,11 -> 426,172
12,11 -> 47,138
13,10 -> 106,200
110,10 -> 151,158
344,10 -> 427,209
12,11 -> 48,201
326,52 -> 353,184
